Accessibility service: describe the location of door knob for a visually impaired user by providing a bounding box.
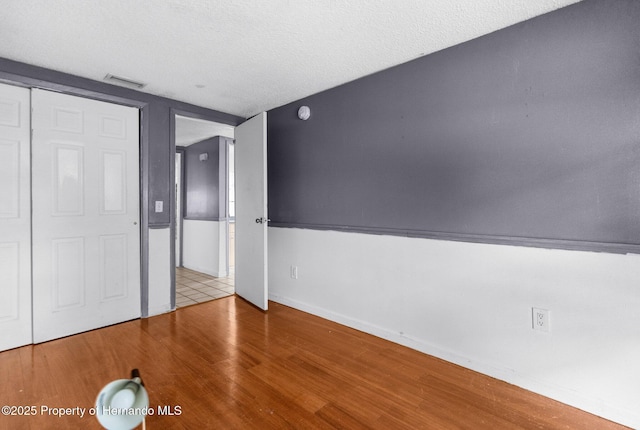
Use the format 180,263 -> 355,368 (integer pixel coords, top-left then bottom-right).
255,217 -> 270,224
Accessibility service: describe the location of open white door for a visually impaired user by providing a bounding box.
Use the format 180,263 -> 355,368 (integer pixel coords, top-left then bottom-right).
0,83 -> 32,351
31,89 -> 141,343
234,112 -> 268,310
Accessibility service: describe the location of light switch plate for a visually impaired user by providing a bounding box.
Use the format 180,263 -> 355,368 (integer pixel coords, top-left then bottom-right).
155,201 -> 163,213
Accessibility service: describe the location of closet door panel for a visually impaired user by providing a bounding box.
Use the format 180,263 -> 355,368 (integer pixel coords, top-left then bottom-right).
0,83 -> 32,352
32,89 -> 141,343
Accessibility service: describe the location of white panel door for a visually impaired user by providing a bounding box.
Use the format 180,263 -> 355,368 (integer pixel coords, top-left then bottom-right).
32,89 -> 140,343
0,83 -> 32,351
234,112 -> 268,310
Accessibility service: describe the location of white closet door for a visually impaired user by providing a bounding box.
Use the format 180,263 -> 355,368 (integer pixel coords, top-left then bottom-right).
0,83 -> 32,351
32,89 -> 141,343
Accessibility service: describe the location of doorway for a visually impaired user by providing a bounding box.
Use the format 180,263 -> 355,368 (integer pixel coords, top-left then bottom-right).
174,115 -> 235,308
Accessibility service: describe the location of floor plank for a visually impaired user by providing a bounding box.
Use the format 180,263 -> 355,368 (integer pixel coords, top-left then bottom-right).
0,297 -> 628,429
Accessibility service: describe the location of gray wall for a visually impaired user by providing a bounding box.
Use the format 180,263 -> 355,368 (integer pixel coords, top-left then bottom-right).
184,136 -> 229,220
267,0 -> 640,254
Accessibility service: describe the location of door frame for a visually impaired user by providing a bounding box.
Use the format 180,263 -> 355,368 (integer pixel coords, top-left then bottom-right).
174,148 -> 186,269
226,139 -> 235,274
169,109 -> 239,309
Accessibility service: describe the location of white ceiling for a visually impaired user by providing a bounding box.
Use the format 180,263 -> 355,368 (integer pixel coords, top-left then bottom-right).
0,0 -> 580,119
175,115 -> 234,146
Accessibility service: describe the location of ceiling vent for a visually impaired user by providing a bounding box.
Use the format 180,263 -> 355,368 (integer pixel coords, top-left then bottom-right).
104,74 -> 146,89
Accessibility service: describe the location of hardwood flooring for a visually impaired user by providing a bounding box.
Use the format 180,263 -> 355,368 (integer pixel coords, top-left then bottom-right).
0,296 -> 627,429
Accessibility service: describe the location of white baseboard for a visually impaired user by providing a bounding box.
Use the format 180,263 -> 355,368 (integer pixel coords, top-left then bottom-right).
182,264 -> 227,278
269,292 -> 640,429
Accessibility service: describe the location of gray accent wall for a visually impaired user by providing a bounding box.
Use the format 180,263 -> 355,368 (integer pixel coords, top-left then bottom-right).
147,102 -> 173,227
184,136 -> 229,221
267,0 -> 640,254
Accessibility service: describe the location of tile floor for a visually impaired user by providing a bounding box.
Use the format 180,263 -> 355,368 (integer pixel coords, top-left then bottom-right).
176,267 -> 235,308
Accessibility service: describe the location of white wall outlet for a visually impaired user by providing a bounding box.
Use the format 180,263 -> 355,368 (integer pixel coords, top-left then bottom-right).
532,307 -> 550,332
290,265 -> 298,279
155,200 -> 164,213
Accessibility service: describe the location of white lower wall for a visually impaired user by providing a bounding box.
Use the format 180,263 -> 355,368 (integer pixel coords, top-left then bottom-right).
182,219 -> 228,277
268,227 -> 640,428
148,227 -> 172,316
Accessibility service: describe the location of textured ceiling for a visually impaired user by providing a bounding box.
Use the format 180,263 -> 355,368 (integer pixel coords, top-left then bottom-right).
0,0 -> 580,118
175,115 -> 234,146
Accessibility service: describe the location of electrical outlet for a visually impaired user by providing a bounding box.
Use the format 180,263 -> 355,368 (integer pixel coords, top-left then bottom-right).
290,265 -> 298,279
532,308 -> 550,332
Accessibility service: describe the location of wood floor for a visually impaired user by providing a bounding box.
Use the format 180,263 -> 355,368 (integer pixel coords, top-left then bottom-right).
0,296 -> 627,429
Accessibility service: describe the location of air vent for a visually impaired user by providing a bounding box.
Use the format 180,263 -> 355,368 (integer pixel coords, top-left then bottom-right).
104,74 -> 146,89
